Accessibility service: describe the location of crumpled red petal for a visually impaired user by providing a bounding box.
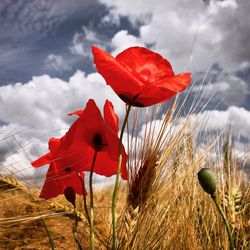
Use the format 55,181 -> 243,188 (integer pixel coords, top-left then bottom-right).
151,72 -> 191,92
33,98 -> 128,200
68,110 -> 83,117
116,46 -> 174,83
68,99 -> 128,179
92,46 -> 191,107
32,152 -> 52,168
137,73 -> 191,106
39,162 -> 86,200
92,46 -> 143,97
104,100 -> 119,134
63,99 -> 104,149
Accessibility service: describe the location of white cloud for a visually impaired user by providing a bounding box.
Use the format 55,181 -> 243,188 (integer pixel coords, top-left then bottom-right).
0,70 -> 124,179
238,61 -> 250,71
133,104 -> 250,176
45,54 -> 71,73
1,69 -> 249,181
101,9 -> 121,26
69,26 -> 108,57
138,105 -> 250,150
192,74 -> 249,107
186,106 -> 250,139
69,33 -> 86,56
99,0 -> 250,73
111,30 -> 144,55
214,78 -> 248,107
82,27 -> 100,43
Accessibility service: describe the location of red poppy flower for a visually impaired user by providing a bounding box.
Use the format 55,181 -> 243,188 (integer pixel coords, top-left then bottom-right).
64,99 -> 128,180
32,138 -> 86,200
32,99 -> 128,191
92,46 -> 191,107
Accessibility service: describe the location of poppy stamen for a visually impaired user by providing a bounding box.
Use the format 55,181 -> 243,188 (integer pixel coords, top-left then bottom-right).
65,167 -> 72,172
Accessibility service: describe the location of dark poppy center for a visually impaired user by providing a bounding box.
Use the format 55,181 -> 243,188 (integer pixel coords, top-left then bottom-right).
92,133 -> 103,151
65,167 -> 72,172
119,94 -> 145,107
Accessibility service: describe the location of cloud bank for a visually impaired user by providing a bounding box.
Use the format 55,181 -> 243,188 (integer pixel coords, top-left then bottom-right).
1,0 -> 250,184
0,70 -> 124,180
98,0 -> 250,72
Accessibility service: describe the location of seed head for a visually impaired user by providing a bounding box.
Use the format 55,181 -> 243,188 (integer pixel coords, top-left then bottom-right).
197,168 -> 216,195
64,186 -> 76,207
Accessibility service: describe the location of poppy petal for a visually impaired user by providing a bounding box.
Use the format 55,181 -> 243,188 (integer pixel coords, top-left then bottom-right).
92,149 -> 128,179
92,46 -> 191,107
92,46 -> 143,96
39,179 -> 62,199
137,86 -> 176,106
31,152 -> 52,168
81,133 -> 128,179
104,126 -> 120,161
116,47 -> 175,83
121,145 -> 128,180
53,146 -> 89,173
32,138 -> 61,168
68,110 -> 84,117
39,163 -> 63,199
63,99 -> 103,148
40,163 -> 86,199
33,97 -> 128,198
48,137 -> 61,152
135,73 -> 191,106
152,72 -> 191,92
62,172 -> 86,196
104,100 -> 119,134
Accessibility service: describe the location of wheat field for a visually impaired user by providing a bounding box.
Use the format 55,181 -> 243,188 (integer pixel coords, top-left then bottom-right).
0,92 -> 249,250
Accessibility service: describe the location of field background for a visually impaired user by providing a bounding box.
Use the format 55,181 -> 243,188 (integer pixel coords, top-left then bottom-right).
1,108 -> 249,249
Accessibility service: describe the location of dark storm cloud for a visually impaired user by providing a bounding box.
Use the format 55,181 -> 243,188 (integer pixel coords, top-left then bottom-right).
210,0 -> 250,66
0,0 -> 98,42
0,0 -> 109,85
0,0 -> 140,85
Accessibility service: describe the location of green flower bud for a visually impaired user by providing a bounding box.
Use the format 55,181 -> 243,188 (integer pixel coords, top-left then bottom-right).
197,168 -> 216,195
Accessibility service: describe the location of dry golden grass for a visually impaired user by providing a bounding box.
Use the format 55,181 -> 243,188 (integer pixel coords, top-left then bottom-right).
0,148 -> 249,249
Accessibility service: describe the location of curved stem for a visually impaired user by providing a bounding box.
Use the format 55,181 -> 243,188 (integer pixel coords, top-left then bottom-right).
89,151 -> 98,250
111,104 -> 131,250
211,194 -> 234,250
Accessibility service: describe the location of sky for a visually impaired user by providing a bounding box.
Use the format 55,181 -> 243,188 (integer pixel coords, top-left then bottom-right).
0,0 -> 250,182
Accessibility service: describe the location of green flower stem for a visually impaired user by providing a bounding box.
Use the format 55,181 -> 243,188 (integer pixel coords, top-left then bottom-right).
89,150 -> 98,250
111,104 -> 131,250
211,193 -> 235,250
